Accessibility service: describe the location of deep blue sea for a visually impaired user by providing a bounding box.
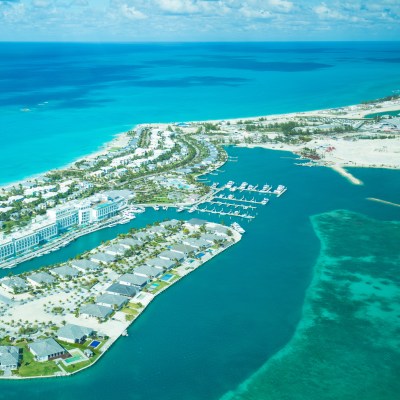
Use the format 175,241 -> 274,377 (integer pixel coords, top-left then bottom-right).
0,42 -> 399,399
1,42 -> 400,185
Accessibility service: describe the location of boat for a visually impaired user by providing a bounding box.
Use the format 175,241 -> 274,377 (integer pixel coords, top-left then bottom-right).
225,180 -> 234,189
177,206 -> 185,212
162,206 -> 168,210
231,222 -> 245,234
153,205 -> 160,211
188,206 -> 197,213
273,185 -> 287,197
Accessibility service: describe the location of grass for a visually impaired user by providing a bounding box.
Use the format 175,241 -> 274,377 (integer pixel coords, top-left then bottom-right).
18,347 -> 60,377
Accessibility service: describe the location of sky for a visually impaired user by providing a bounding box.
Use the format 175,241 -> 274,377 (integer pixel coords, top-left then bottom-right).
0,0 -> 399,42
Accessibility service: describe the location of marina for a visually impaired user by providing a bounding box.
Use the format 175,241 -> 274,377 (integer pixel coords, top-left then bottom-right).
182,180 -> 287,221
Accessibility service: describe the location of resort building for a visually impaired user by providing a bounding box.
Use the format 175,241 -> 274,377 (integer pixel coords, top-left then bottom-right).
29,338 -> 67,362
57,324 -> 94,344
91,201 -> 118,222
0,238 -> 15,262
0,346 -> 20,371
13,230 -> 39,255
47,205 -> 79,231
32,220 -> 58,243
77,202 -> 92,226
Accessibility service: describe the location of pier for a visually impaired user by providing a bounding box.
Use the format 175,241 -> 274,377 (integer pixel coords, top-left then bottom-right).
214,194 -> 269,205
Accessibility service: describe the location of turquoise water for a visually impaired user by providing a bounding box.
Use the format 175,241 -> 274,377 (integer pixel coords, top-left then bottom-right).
1,42 -> 400,398
0,147 -> 399,399
1,42 -> 400,185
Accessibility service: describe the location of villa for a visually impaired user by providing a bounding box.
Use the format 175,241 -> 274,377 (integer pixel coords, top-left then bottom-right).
118,273 -> 149,289
133,232 -> 153,243
27,271 -> 55,287
80,304 -> 113,320
158,250 -> 184,262
51,265 -> 79,278
57,324 -> 94,344
106,283 -> 137,297
183,238 -> 210,250
145,257 -> 175,270
90,252 -> 116,264
118,238 -> 142,249
70,259 -> 99,272
0,276 -> 27,293
104,245 -> 126,256
0,346 -> 20,371
159,219 -> 180,229
169,244 -> 196,257
133,264 -> 162,279
96,293 -> 128,310
200,233 -> 221,244
185,218 -> 207,228
29,338 -> 67,362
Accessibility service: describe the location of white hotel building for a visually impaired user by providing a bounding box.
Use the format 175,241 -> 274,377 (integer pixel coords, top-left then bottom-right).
0,191 -> 130,263
0,238 -> 15,262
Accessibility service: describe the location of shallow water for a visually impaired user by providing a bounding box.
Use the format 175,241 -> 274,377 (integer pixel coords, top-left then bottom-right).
223,210 -> 400,400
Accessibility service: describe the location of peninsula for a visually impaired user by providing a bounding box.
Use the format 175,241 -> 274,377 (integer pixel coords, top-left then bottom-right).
0,218 -> 241,378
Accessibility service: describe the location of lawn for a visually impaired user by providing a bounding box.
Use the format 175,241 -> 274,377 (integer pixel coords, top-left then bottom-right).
18,348 -> 60,377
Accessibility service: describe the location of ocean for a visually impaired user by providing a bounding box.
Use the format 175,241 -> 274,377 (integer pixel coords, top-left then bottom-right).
1,42 -> 400,185
0,42 -> 399,399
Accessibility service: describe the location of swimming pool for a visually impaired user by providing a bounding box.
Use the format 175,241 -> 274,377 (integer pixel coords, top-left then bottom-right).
161,274 -> 173,282
89,340 -> 100,348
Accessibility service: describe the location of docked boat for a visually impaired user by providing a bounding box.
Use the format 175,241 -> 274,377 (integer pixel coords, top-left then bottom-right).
153,205 -> 160,211
231,222 -> 245,234
225,180 -> 234,189
273,185 -> 287,197
177,206 -> 185,212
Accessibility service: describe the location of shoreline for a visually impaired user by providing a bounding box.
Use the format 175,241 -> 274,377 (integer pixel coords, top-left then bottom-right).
1,97 -> 399,191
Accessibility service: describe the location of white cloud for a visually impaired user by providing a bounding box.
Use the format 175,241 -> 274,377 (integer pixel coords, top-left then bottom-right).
120,3 -> 147,19
155,0 -> 210,14
240,6 -> 272,19
267,0 -> 293,13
